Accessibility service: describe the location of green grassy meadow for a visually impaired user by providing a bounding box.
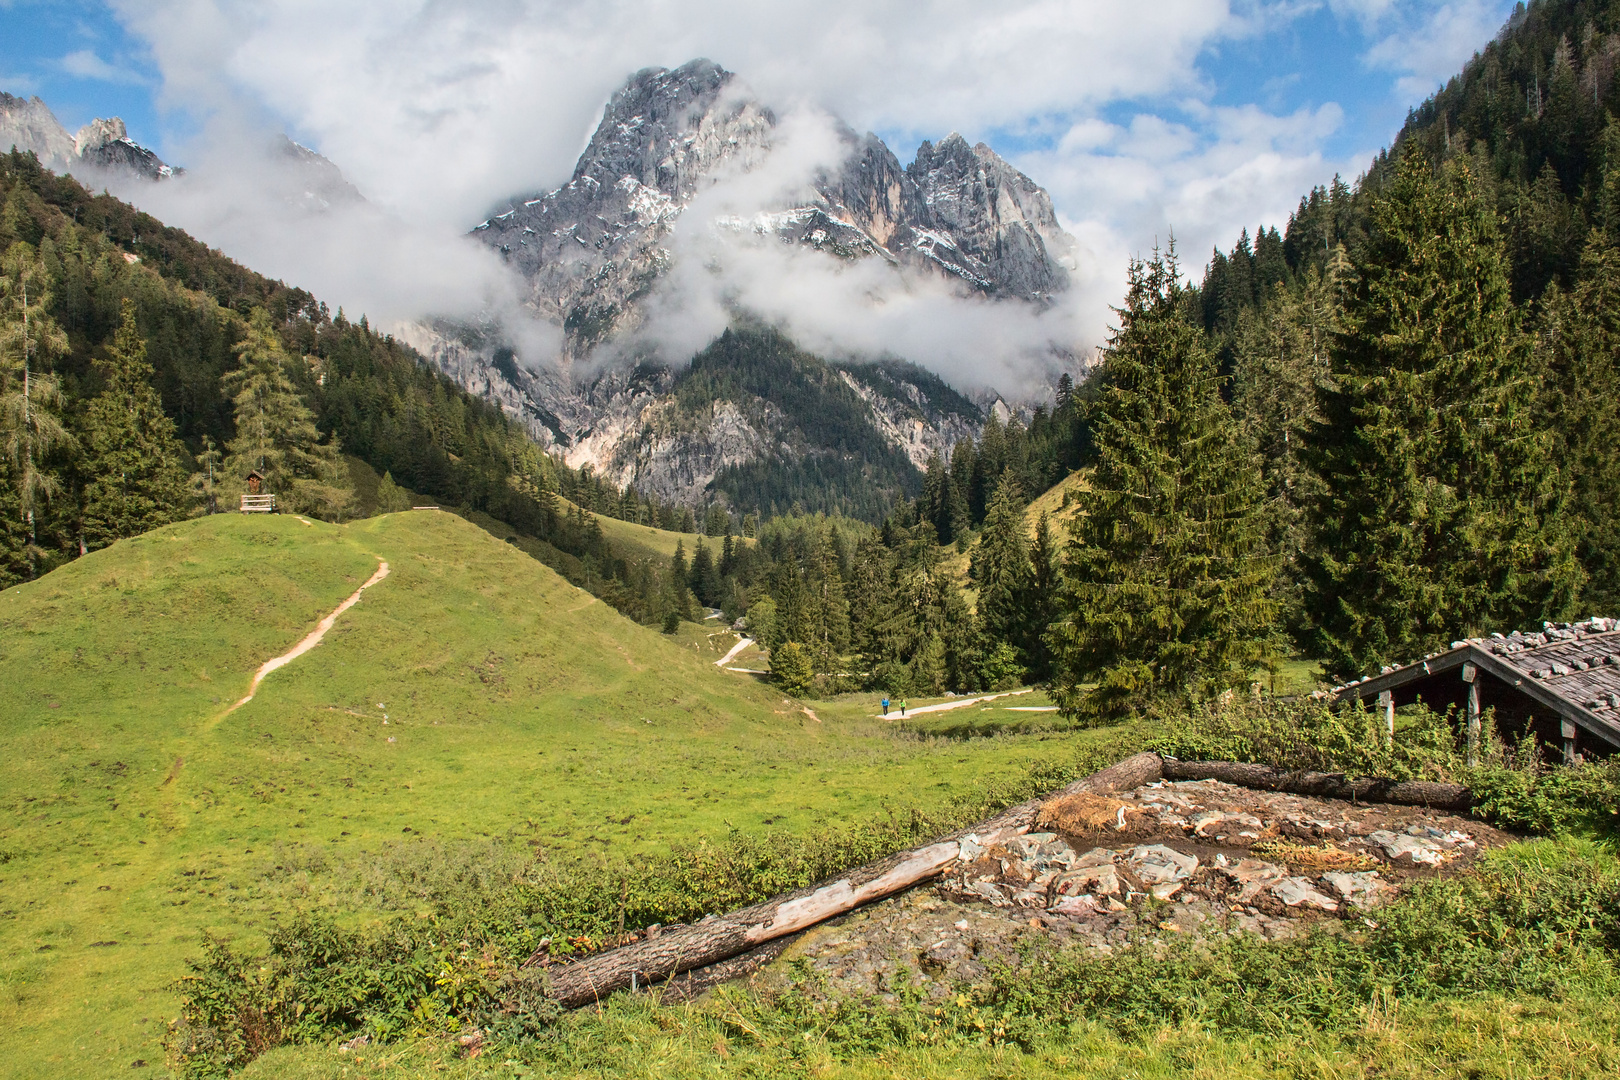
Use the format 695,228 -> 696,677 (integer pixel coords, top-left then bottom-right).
0,511 -> 1068,1079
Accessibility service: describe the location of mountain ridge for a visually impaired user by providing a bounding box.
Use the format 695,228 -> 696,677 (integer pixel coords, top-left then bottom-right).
417,58 -> 1079,515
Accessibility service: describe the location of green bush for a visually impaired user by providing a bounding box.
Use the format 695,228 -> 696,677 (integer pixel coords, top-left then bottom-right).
1150,689 -> 1620,837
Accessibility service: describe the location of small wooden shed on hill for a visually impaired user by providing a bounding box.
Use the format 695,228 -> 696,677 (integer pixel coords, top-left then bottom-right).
240,470 -> 276,513
1334,618 -> 1620,763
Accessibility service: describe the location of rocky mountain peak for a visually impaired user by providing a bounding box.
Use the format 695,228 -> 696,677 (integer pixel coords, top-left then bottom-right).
423,59 -> 1087,511
472,59 -> 1080,362
0,93 -> 173,180
1,93 -> 76,169
906,133 -> 1075,301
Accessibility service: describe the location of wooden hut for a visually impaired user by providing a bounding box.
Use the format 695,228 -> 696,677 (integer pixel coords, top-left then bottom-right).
240,470 -> 276,513
1334,618 -> 1620,763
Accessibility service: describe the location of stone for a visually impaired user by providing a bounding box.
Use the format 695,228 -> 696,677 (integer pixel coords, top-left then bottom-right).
1056,864 -> 1121,898
1048,894 -> 1102,918
1270,877 -> 1340,912
1366,830 -> 1446,866
1220,858 -> 1289,902
1322,871 -> 1392,910
1074,846 -> 1116,868
1127,844 -> 1198,885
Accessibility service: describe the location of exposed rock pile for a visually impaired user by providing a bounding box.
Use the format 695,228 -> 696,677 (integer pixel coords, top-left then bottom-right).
745,778 -> 1503,1003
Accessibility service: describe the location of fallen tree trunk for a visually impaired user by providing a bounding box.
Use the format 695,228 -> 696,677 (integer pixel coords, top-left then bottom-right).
1160,759 -> 1472,811
542,751 -> 1164,1008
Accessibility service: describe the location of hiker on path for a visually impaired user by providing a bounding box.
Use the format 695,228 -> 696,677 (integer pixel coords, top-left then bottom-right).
899,698 -> 907,717
881,697 -> 890,716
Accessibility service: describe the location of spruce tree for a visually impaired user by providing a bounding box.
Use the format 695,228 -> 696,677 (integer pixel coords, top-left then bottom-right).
804,527 -> 850,675
1049,245 -> 1275,722
79,300 -> 191,548
375,470 -> 410,514
1025,511 -> 1059,680
222,309 -> 352,519
0,242 -> 71,580
971,474 -> 1032,682
1304,149 -> 1579,676
770,640 -> 815,696
1537,229 -> 1620,611
1230,256 -> 1343,627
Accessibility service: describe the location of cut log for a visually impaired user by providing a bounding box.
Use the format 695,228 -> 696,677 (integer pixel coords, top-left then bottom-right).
541,751 -> 1164,1009
1160,759 -> 1472,811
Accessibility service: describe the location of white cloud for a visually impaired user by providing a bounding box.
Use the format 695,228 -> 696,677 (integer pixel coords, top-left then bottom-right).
1015,100 -> 1360,328
1364,1 -> 1513,100
92,0 -> 1448,387
108,0 -> 1237,228
59,48 -> 143,84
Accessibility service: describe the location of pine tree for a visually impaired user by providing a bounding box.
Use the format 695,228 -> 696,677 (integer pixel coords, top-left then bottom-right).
78,300 -> 191,548
0,242 -> 72,580
1230,256 -> 1343,627
971,474 -> 1032,683
1025,511 -> 1059,680
1049,245 -> 1276,722
804,526 -> 850,674
190,436 -> 223,516
1537,229 -> 1620,611
689,538 -> 721,608
1304,149 -> 1579,676
667,540 -> 692,623
770,640 -> 815,696
375,470 -> 410,514
222,309 -> 352,519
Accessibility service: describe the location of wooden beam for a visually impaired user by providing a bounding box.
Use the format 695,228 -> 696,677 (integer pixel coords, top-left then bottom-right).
1160,759 -> 1471,810
1463,662 -> 1480,766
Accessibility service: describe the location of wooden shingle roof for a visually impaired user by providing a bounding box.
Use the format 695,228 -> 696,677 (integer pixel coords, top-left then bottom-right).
1333,617 -> 1620,754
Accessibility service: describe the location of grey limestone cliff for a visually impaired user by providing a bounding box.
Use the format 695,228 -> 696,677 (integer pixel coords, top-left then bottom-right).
1,96 -> 174,180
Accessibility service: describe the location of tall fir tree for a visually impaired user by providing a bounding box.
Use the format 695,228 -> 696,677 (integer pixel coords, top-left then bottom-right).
1024,510 -> 1059,681
78,299 -> 191,548
1049,245 -> 1276,722
222,308 -> 352,519
0,242 -> 71,581
804,527 -> 850,675
1304,148 -> 1579,676
1230,254 -> 1345,628
1536,229 -> 1620,612
971,474 -> 1032,682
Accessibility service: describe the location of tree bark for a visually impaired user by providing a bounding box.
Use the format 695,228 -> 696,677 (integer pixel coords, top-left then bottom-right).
541,751 -> 1164,1008
1159,759 -> 1472,811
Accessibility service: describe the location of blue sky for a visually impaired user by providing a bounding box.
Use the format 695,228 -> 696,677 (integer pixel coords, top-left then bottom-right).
0,0 -> 1520,360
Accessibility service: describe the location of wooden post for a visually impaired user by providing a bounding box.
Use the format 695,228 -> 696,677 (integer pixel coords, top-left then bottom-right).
1462,662 -> 1480,766
1377,690 -> 1394,743
1562,719 -> 1577,765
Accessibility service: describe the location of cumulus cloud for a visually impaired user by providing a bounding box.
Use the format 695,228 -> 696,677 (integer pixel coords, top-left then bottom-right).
59,48 -> 144,84
1364,1 -> 1511,100
607,108 -> 1089,394
1013,99 -> 1360,328
89,0 -> 1496,389
97,111 -> 531,330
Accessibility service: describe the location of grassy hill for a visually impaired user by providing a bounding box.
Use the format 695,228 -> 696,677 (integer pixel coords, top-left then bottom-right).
0,510 -> 1065,1079
553,496 -> 754,563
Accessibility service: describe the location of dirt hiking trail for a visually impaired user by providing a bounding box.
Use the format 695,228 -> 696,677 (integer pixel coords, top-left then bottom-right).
221,558 -> 390,718
716,634 -> 754,668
